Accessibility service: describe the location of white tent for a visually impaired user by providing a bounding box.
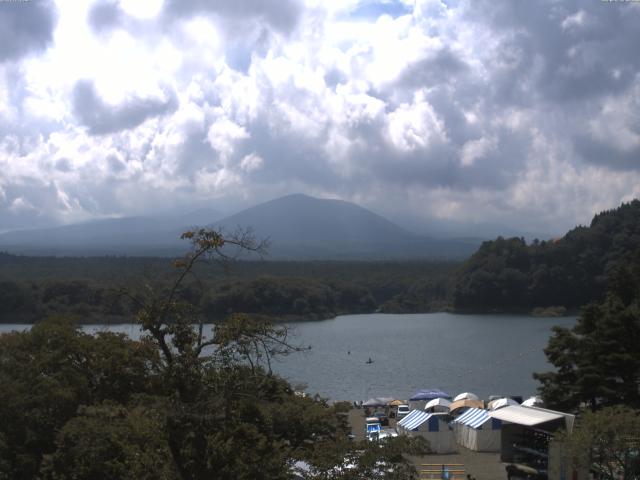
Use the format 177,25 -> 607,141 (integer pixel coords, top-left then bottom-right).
488,397 -> 519,410
453,392 -> 479,402
521,396 -> 544,407
424,397 -> 452,412
397,410 -> 456,454
451,408 -> 501,452
362,397 -> 394,407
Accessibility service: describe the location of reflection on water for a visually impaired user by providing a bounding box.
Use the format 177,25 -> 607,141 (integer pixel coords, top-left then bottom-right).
0,312 -> 575,401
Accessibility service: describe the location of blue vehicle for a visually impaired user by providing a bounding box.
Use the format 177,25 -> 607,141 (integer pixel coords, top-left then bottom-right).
365,417 -> 381,437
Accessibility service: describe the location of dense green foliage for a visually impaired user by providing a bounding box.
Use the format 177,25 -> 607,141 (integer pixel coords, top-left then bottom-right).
0,319 -> 162,478
0,230 -> 429,479
453,200 -> 640,312
203,277 -> 376,320
534,249 -> 640,412
554,406 -> 640,480
0,253 -> 456,323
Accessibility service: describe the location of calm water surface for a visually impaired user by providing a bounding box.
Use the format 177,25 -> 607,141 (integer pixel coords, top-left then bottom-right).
0,313 -> 575,401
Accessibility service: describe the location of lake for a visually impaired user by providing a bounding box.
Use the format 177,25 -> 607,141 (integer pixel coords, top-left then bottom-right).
0,313 -> 576,402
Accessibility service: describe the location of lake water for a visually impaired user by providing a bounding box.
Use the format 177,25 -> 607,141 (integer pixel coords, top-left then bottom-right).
0,313 -> 576,402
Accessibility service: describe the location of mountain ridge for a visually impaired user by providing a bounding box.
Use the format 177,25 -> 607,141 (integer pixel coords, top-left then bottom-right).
0,194 -> 480,259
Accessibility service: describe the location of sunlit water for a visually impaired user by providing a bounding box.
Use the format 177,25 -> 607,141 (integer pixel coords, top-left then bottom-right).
0,313 -> 575,401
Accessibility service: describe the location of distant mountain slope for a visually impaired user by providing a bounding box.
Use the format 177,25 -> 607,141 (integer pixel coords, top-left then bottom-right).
452,199 -> 640,312
0,195 -> 480,259
0,209 -> 221,256
216,194 -> 415,245
214,194 -> 478,259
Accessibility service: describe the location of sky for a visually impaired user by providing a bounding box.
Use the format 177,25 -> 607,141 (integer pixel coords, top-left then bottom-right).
1,0 -> 639,236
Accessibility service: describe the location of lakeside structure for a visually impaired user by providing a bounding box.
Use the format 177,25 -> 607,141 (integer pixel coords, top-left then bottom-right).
358,389 -> 579,480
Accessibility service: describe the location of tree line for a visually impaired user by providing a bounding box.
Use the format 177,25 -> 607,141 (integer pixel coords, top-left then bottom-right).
0,255 -> 457,323
453,199 -> 640,312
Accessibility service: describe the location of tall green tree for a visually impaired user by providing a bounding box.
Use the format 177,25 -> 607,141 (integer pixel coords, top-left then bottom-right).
0,318 -> 161,479
534,251 -> 640,412
555,406 -> 640,480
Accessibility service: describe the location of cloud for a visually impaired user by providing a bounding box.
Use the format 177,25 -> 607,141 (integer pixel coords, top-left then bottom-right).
348,0 -> 412,20
87,0 -> 123,33
0,0 -> 57,63
72,79 -> 178,135
240,153 -> 263,172
162,0 -> 303,34
1,0 -> 640,236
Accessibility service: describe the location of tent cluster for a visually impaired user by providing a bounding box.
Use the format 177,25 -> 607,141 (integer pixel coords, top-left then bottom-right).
379,389 -> 570,459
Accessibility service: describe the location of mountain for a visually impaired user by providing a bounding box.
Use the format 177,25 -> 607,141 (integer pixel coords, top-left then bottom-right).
0,195 -> 480,259
0,209 -> 221,256
214,194 -> 478,259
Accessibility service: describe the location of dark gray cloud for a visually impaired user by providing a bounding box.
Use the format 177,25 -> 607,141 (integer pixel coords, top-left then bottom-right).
575,135 -> 640,171
175,130 -> 219,177
162,0 -> 302,34
106,154 -> 125,173
0,178 -> 62,232
397,47 -> 469,91
466,0 -> 640,104
238,119 -> 336,189
72,80 -> 178,135
0,0 -> 57,63
54,158 -> 72,172
87,0 -> 123,33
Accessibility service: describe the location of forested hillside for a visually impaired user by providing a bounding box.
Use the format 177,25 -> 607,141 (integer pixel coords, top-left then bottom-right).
0,254 -> 456,323
453,200 -> 640,312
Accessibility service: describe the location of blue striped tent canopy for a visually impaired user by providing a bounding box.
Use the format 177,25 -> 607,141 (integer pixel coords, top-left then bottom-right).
452,408 -> 490,429
398,410 -> 433,430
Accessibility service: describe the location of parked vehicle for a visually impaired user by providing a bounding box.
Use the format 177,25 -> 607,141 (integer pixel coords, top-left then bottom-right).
367,429 -> 398,442
372,411 -> 389,426
396,404 -> 410,419
365,417 -> 382,436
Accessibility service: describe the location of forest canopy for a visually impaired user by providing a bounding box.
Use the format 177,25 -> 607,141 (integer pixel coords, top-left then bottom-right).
452,200 -> 640,312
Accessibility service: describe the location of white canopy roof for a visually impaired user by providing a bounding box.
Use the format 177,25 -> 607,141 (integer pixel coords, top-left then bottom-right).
453,392 -> 479,402
424,397 -> 452,410
488,397 -> 519,410
489,405 -> 564,426
362,397 -> 394,407
521,396 -> 544,407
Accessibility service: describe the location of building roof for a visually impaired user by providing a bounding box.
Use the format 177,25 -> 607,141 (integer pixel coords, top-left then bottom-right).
488,405 -> 565,426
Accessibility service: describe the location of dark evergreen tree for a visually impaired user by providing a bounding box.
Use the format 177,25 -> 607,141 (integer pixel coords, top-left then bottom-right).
534,250 -> 640,412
